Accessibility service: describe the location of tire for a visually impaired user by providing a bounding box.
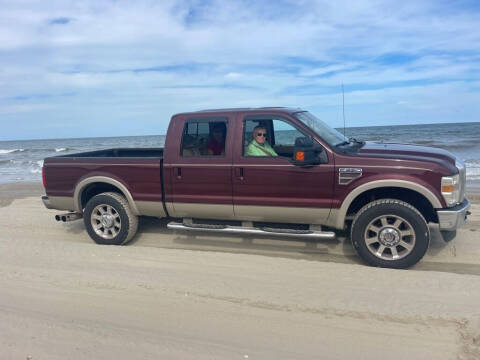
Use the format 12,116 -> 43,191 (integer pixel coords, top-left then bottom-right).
350,199 -> 429,269
83,192 -> 138,245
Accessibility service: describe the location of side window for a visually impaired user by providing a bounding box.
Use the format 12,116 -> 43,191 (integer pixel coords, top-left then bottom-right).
181,118 -> 227,157
243,116 -> 307,158
272,119 -> 304,147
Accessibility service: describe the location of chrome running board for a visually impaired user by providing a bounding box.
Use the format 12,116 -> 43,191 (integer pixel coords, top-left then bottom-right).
167,222 -> 335,240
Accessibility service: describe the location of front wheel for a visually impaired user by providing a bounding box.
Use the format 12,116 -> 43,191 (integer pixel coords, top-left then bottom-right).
350,199 -> 430,269
83,192 -> 138,245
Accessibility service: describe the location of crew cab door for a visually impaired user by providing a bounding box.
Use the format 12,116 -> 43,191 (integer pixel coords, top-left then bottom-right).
163,114 -> 235,219
232,112 -> 334,224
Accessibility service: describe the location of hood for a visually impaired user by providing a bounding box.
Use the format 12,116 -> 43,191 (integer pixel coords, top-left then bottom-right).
356,141 -> 456,165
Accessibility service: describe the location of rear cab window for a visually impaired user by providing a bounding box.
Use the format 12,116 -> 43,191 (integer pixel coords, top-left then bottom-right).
180,117 -> 228,157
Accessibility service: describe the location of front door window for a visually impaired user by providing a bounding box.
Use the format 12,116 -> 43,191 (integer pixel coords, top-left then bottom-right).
243,117 -> 307,159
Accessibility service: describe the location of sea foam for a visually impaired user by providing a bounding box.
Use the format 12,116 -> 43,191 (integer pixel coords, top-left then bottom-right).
0,149 -> 24,154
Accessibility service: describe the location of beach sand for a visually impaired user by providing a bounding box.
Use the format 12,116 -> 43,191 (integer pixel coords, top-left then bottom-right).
1,182 -> 479,359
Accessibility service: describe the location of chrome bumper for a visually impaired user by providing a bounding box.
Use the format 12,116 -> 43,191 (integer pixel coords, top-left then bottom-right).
42,195 -> 53,209
437,198 -> 471,231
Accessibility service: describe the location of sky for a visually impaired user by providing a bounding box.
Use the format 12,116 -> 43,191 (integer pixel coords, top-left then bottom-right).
1,0 -> 479,140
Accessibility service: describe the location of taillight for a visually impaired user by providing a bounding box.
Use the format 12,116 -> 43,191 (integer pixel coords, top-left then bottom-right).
42,166 -> 47,188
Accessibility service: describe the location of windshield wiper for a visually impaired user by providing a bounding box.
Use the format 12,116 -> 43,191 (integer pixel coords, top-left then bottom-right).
335,140 -> 350,147
349,137 -> 365,146
335,138 -> 365,148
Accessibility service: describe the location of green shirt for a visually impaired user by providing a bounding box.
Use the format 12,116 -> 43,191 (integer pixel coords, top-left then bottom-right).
245,140 -> 278,157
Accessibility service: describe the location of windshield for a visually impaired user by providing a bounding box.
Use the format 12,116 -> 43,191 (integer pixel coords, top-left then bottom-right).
293,111 -> 347,146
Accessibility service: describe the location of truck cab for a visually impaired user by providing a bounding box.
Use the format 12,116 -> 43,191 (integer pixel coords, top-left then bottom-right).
163,108 -> 335,224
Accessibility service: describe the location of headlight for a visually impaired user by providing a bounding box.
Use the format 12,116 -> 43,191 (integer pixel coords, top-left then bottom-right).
441,174 -> 460,206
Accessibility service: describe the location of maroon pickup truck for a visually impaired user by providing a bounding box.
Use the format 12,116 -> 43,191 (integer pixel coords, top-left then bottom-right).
42,107 -> 470,268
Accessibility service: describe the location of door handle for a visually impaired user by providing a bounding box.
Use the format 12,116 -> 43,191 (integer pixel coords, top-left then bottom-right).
235,167 -> 244,180
176,167 -> 182,179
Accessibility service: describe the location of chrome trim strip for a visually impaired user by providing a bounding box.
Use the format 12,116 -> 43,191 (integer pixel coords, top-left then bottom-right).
166,164 -> 232,167
331,180 -> 443,230
74,176 -> 140,215
238,164 -> 297,167
334,165 -> 430,171
48,163 -> 160,167
166,164 -> 293,167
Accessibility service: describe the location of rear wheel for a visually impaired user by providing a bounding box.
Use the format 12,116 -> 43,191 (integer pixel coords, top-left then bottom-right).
84,192 -> 138,245
350,199 -> 429,268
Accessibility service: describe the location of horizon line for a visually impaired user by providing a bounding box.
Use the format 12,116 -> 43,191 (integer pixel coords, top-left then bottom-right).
1,120 -> 478,142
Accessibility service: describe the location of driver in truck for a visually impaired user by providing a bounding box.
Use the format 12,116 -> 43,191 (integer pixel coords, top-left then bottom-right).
245,125 -> 278,157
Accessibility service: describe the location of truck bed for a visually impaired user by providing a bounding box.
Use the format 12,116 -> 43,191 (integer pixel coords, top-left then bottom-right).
43,148 -> 165,213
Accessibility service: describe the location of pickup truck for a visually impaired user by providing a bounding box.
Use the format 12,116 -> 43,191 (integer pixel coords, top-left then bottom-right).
42,107 -> 471,268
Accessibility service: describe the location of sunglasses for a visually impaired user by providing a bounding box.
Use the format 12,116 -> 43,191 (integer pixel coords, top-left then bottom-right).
255,133 -> 267,137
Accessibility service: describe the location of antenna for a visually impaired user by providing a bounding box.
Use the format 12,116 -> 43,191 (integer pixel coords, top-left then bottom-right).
342,83 -> 346,139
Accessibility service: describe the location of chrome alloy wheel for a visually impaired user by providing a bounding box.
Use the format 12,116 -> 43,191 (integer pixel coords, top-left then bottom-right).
363,214 -> 416,261
90,204 -> 121,239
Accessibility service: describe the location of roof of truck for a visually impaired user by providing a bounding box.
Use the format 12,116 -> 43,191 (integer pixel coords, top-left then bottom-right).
173,107 -> 304,117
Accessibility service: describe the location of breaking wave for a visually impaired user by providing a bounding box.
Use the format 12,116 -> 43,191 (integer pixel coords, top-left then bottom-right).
0,148 -> 71,154
0,149 -> 25,154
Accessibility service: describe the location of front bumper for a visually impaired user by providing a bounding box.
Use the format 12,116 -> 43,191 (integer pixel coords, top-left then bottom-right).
437,198 -> 471,231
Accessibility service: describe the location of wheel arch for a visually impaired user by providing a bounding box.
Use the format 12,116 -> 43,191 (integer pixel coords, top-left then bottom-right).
329,180 -> 442,229
74,176 -> 140,215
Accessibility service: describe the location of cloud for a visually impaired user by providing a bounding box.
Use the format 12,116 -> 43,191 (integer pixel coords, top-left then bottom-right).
225,72 -> 242,79
48,17 -> 72,25
0,0 -> 479,139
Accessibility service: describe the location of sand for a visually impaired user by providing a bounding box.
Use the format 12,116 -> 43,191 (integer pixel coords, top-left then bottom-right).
0,182 -> 479,359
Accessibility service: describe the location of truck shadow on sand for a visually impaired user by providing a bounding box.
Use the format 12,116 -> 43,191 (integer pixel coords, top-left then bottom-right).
130,217 -> 364,266
63,217 -> 480,274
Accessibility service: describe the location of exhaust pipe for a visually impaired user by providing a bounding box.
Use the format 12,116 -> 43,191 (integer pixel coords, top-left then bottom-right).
55,213 -> 82,222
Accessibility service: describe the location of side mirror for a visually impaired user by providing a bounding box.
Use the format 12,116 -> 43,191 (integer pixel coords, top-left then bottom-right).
293,137 -> 324,166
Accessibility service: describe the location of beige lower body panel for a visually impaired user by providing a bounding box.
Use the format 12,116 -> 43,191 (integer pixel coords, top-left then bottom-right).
234,205 -> 330,225
171,203 -> 236,220
169,203 -> 331,225
325,209 -> 341,229
136,201 -> 166,218
47,196 -> 166,218
169,202 -> 331,224
47,196 -> 75,211
48,197 -> 335,227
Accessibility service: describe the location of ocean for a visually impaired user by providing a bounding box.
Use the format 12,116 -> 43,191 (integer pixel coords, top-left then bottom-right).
0,122 -> 479,185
